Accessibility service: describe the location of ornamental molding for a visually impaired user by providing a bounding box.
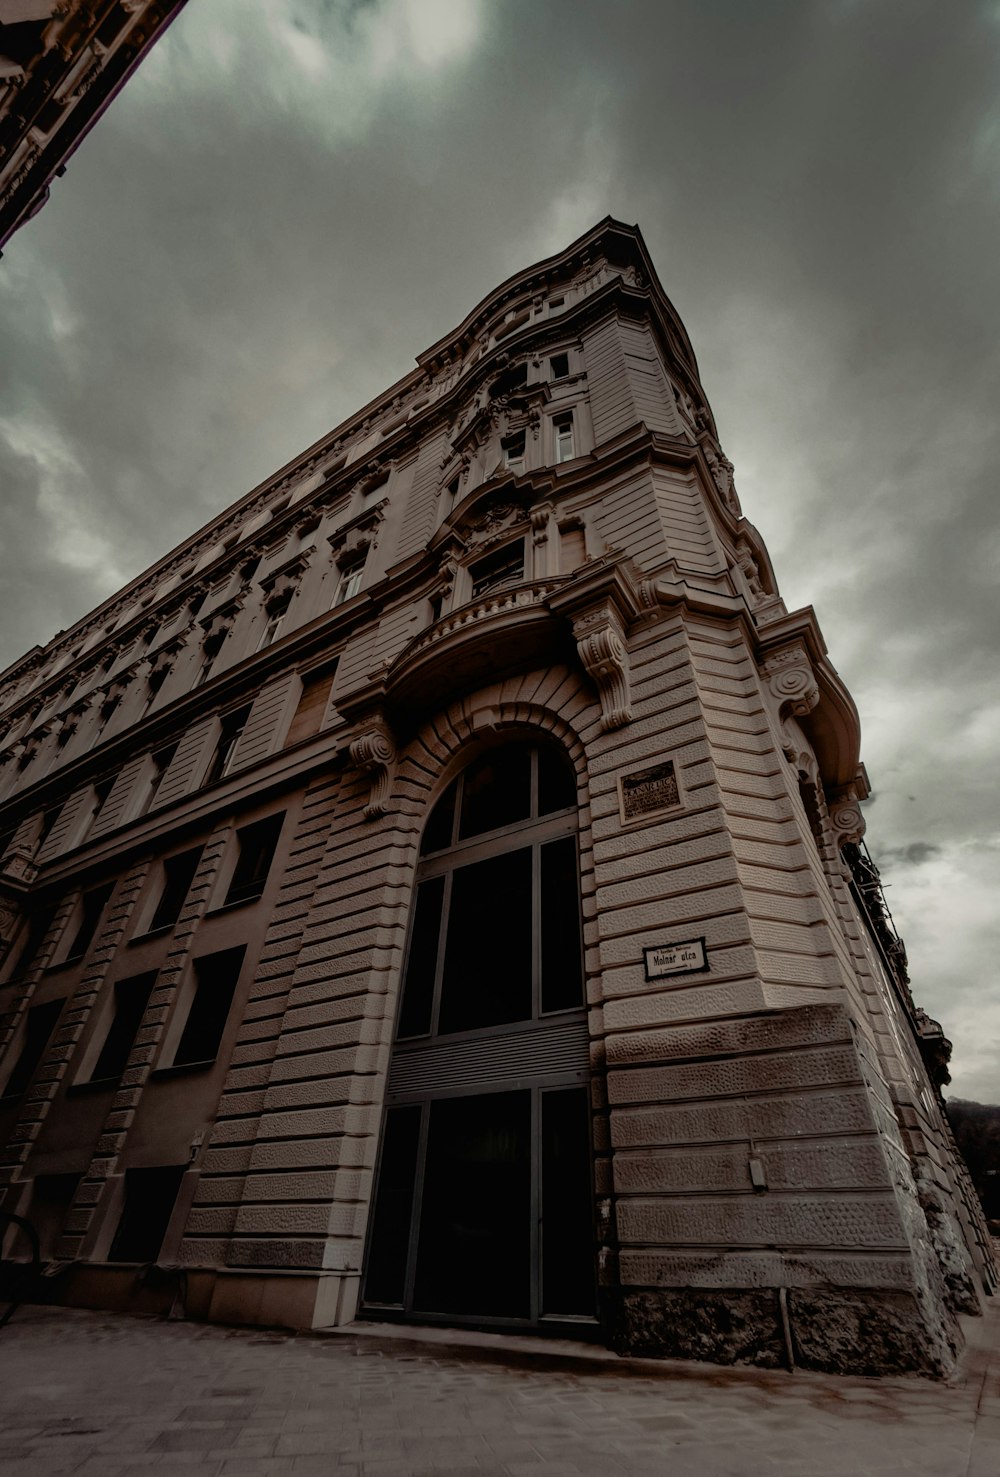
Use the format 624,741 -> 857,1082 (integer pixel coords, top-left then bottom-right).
328,500 -> 387,567
462,498 -> 529,553
762,642 -> 819,721
571,602 -> 631,731
348,714 -> 397,820
827,782 -> 867,847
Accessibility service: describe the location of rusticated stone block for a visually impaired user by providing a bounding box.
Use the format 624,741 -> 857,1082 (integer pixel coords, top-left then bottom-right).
609,1044 -> 862,1107
617,1193 -> 906,1250
619,1249 -> 915,1290
606,1288 -> 786,1367
605,1002 -> 852,1066
787,1288 -> 959,1376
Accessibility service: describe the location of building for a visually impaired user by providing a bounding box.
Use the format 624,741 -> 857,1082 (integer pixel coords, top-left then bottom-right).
0,219 -> 994,1374
0,1 -> 187,253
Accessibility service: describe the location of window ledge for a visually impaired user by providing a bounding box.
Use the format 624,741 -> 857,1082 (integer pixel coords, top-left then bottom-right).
205,892 -> 264,918
150,1060 -> 215,1081
128,923 -> 175,946
67,1076 -> 120,1097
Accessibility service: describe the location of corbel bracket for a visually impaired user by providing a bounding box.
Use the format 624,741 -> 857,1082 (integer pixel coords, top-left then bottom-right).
827,781 -> 867,847
349,713 -> 397,820
762,641 -> 819,757
572,604 -> 632,731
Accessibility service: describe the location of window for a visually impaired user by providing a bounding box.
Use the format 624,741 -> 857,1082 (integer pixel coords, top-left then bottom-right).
193,649 -> 215,687
108,1165 -> 186,1263
146,847 -> 203,934
255,608 -> 286,652
469,540 -> 525,599
549,353 -> 569,380
5,906 -> 55,981
136,743 -> 177,818
81,776 -> 116,840
204,705 -> 251,787
1,998 -> 64,1099
400,741 -> 581,1038
169,946 -> 246,1068
64,882 -> 114,963
87,971 -> 157,1084
334,564 -> 364,606
284,668 -> 337,748
554,413 -> 575,463
503,433 -> 526,473
224,813 -> 284,906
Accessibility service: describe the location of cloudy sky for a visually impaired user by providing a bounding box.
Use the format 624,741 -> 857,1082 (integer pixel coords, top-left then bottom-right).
1,0 -> 998,1100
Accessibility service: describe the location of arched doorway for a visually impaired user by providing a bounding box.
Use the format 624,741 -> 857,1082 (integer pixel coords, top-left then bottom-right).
362,739 -> 596,1329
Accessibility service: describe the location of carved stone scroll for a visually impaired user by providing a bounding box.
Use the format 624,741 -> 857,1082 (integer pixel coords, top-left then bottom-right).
828,784 -> 867,847
763,643 -> 819,719
573,605 -> 632,731
349,717 -> 397,820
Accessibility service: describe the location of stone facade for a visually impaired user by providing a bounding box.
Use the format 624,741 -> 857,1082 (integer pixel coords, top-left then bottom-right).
0,219 -> 994,1373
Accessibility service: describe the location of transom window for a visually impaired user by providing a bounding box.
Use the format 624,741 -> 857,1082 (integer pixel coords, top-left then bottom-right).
398,741 -> 582,1041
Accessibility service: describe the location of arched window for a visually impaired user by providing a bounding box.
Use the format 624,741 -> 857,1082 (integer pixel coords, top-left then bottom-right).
363,740 -> 594,1328
397,740 -> 582,1039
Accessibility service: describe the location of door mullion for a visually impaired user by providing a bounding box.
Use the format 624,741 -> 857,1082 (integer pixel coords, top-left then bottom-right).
402,1098 -> 431,1314
429,872 -> 452,1038
530,1085 -> 540,1324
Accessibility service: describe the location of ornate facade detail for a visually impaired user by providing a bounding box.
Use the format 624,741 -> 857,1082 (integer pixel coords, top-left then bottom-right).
828,783 -> 867,847
463,499 -> 527,552
328,500 -> 387,568
349,717 -> 397,820
763,643 -> 819,720
735,539 -> 767,604
572,604 -> 632,731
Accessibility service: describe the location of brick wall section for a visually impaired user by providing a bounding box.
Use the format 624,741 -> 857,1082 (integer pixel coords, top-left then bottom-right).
229,673 -> 300,774
154,715 -> 215,812
89,755 -> 147,840
651,464 -> 727,576
0,868 -> 147,1193
178,771 -> 343,1269
55,828 -> 229,1259
393,429 -> 449,564
0,892 -> 77,1188
619,321 -> 682,435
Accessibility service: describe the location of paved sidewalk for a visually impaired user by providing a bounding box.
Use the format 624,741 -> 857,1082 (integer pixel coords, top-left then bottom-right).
0,1302 -> 997,1477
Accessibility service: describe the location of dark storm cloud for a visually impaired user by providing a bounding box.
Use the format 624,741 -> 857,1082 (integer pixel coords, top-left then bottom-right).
1,0 -> 998,1096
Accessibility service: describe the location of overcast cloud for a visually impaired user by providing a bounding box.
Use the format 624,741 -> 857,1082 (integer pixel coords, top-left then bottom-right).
1,0 -> 998,1100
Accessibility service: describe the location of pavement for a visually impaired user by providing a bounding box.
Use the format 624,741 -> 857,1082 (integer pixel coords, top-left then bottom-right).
0,1301 -> 998,1477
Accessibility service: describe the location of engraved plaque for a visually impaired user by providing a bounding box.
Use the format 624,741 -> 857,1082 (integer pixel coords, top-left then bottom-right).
619,760 -> 680,823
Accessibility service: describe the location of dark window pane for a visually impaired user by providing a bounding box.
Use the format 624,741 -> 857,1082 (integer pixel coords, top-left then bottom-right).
109,1165 -> 186,1263
540,836 -> 583,1013
469,540 -> 525,599
537,745 -> 577,815
149,847 -> 203,932
205,705 -> 251,786
173,946 -> 244,1066
541,1088 -> 594,1316
2,999 -> 64,1099
65,883 -> 113,961
31,1173 -> 80,1260
225,813 -> 283,905
8,907 -> 55,980
397,876 -> 445,1039
439,849 -> 532,1034
458,744 -> 531,840
420,779 -> 457,855
414,1091 -> 530,1318
91,972 -> 156,1083
364,1105 -> 421,1304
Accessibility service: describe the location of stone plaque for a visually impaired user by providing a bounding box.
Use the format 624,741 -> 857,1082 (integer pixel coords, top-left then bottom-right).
643,937 -> 709,981
619,760 -> 680,823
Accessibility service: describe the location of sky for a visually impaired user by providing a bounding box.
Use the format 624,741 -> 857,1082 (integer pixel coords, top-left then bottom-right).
0,0 -> 998,1101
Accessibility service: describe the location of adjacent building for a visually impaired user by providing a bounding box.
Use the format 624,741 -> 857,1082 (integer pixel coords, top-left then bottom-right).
0,0 -> 187,252
0,219 -> 994,1374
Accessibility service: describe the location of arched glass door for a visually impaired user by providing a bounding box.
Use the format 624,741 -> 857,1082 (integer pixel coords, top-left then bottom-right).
363,740 -> 596,1327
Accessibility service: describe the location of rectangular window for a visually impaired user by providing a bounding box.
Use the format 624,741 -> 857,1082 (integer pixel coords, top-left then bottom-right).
88,971 -> 157,1084
64,882 -> 114,963
549,352 -> 569,380
284,668 -> 337,748
554,413 -> 575,464
469,540 -> 525,599
334,565 -> 364,606
171,945 -> 246,1068
147,846 -> 203,933
108,1165 -> 186,1263
224,813 -> 284,906
255,609 -> 286,651
503,433 -> 526,473
1,999 -> 64,1099
136,743 -> 177,818
6,907 -> 55,982
81,776 -> 116,841
204,704 -> 251,787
